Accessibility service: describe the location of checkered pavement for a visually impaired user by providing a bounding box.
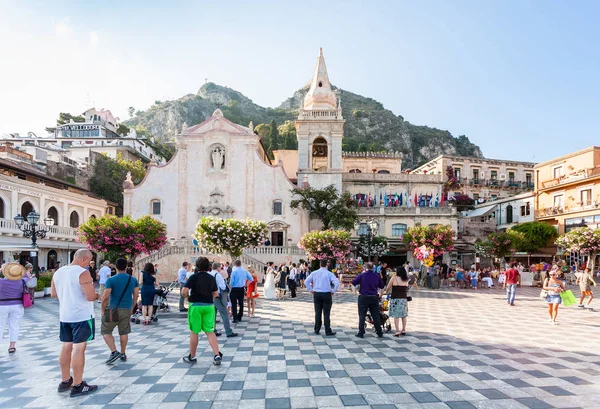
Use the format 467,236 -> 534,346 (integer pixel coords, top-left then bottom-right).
0,283 -> 599,409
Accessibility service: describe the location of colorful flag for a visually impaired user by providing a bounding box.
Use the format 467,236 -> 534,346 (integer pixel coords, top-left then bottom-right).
435,193 -> 439,207
414,192 -> 418,207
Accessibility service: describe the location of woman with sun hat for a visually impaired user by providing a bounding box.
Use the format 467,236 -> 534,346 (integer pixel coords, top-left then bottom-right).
0,263 -> 30,353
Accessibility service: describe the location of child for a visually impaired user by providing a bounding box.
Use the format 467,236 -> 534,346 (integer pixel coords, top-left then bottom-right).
498,268 -> 506,287
576,268 -> 596,308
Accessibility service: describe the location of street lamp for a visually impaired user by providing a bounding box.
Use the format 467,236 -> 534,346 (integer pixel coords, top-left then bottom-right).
14,211 -> 54,275
356,217 -> 379,261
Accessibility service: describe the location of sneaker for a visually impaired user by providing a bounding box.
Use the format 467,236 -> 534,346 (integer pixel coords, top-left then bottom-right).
355,333 -> 365,339
226,332 -> 238,337
58,376 -> 73,393
120,353 -> 127,362
183,354 -> 197,364
70,381 -> 98,397
105,351 -> 121,365
578,304 -> 585,308
213,354 -> 222,366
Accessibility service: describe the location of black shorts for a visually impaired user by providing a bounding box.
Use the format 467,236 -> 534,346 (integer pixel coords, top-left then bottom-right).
60,319 -> 95,344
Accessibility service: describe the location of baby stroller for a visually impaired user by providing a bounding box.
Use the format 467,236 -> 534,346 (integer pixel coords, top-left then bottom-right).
365,296 -> 392,333
131,281 -> 177,324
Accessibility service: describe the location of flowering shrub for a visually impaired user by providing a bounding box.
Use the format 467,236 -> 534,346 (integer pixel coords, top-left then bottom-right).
444,165 -> 460,192
403,225 -> 455,258
414,245 -> 435,266
298,230 -> 352,262
78,215 -> 167,261
356,235 -> 389,259
194,217 -> 268,258
556,227 -> 600,271
479,231 -> 522,259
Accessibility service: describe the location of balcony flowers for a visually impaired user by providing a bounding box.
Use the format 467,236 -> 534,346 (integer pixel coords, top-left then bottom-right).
298,230 -> 352,262
194,216 -> 268,259
78,215 -> 167,261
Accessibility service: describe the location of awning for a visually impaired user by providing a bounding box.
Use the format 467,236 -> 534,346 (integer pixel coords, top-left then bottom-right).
0,239 -> 86,251
463,204 -> 495,218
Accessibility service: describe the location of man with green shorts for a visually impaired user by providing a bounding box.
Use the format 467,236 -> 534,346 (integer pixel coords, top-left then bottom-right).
182,257 -> 222,365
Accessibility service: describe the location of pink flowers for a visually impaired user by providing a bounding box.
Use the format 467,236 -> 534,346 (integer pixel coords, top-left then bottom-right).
299,230 -> 351,262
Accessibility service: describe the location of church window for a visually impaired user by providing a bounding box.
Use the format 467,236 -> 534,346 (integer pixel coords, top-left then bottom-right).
273,200 -> 283,216
318,81 -> 323,87
377,170 -> 390,174
349,169 -> 362,173
151,200 -> 161,215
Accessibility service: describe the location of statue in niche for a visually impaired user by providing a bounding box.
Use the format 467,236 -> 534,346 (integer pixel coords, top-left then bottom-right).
211,147 -> 225,170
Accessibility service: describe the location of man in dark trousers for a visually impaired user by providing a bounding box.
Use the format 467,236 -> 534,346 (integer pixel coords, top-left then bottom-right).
229,260 -> 253,323
305,260 -> 340,336
352,262 -> 385,338
288,263 -> 298,298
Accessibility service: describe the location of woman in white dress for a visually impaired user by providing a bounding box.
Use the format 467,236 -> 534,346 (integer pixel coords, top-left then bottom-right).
263,262 -> 277,299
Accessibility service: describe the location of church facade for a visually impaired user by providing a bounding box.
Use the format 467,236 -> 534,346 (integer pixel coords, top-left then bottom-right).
124,49 -> 458,269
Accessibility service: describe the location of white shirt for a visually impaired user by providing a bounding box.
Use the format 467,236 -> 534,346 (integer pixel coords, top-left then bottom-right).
98,266 -> 112,284
53,265 -> 95,323
289,268 -> 297,280
209,269 -> 227,292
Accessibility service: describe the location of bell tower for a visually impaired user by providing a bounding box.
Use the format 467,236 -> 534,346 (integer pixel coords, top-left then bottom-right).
296,48 -> 345,192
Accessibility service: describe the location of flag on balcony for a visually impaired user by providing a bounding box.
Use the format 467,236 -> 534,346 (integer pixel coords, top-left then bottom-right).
379,191 -> 382,205
414,192 -> 418,207
435,193 -> 439,207
403,192 -> 407,207
384,193 -> 388,207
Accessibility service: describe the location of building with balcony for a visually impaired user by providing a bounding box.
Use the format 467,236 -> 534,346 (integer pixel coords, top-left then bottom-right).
534,146 -> 600,234
412,155 -> 536,201
0,156 -> 113,268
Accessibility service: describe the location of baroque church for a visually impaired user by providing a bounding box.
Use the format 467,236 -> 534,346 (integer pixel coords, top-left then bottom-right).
124,49 -> 457,270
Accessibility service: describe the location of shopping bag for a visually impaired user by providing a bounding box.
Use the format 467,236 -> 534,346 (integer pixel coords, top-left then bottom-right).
559,290 -> 577,307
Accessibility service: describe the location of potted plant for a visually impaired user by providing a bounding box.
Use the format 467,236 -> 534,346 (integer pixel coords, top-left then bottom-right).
34,276 -> 46,298
43,275 -> 52,296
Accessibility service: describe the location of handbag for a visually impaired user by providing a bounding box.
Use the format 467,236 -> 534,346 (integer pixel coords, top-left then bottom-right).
406,296 -> 413,302
104,275 -> 132,323
559,290 -> 577,307
26,277 -> 37,289
539,289 -> 548,300
22,280 -> 33,308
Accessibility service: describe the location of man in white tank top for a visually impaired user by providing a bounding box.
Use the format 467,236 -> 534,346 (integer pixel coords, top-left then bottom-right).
51,248 -> 100,397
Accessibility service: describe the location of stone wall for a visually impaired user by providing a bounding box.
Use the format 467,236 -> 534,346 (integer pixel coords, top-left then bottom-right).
46,159 -> 90,190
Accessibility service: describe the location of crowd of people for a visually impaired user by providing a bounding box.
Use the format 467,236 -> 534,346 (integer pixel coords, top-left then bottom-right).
0,250 -> 597,399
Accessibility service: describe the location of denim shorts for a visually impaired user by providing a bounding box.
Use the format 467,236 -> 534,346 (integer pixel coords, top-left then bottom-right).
546,294 -> 562,305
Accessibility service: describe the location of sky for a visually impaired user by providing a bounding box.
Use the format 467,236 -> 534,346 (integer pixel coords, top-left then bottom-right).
0,0 -> 598,163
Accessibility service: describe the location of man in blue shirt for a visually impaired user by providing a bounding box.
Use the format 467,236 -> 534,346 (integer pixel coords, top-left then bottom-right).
101,258 -> 139,364
178,262 -> 190,312
305,260 -> 340,336
209,262 -> 237,338
229,260 -> 253,323
352,262 -> 384,338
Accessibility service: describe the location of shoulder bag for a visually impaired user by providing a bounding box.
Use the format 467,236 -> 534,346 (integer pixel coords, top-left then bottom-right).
26,276 -> 37,289
104,275 -> 132,323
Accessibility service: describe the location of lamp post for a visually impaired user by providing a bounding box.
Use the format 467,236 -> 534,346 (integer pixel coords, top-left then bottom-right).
355,217 -> 380,262
14,211 -> 54,275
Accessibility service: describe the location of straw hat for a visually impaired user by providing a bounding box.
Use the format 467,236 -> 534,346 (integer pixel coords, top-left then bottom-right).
2,263 -> 26,281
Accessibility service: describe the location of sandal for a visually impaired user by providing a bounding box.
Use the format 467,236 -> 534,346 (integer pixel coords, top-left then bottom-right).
393,332 -> 401,337
400,331 -> 406,336
8,348 -> 16,353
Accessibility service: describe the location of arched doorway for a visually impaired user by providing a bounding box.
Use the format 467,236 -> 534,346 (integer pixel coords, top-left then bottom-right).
69,211 -> 80,228
47,206 -> 59,226
21,201 -> 34,218
47,250 -> 58,270
0,198 -> 4,218
312,137 -> 328,171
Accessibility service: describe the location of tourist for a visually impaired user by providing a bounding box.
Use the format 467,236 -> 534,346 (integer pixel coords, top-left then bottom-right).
288,263 -> 298,298
101,258 -> 139,364
209,262 -> 237,338
140,263 -> 158,325
299,263 -> 307,288
97,261 -> 112,304
178,261 -> 190,312
263,262 -> 277,299
126,261 -> 134,276
352,262 -> 384,338
182,257 -> 222,365
504,262 -> 520,306
246,266 -> 259,316
305,260 -> 339,336
0,263 -> 30,353
88,261 -> 97,284
543,269 -> 565,324
469,268 -> 478,289
154,264 -> 159,275
440,261 -> 449,288
576,267 -> 596,308
229,260 -> 252,323
384,265 -> 410,336
498,267 -> 506,287
481,269 -> 494,288
24,263 -> 35,305
51,249 -> 98,397
277,263 -> 288,298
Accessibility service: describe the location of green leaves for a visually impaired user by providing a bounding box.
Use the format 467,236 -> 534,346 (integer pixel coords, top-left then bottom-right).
193,217 -> 268,258
290,185 -> 358,230
510,222 -> 558,253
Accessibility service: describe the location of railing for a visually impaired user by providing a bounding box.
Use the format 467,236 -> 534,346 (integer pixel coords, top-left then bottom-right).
343,173 -> 442,183
0,218 -> 78,238
356,206 -> 456,215
536,203 -> 600,218
540,167 -> 600,189
244,246 -> 305,256
297,109 -> 342,119
461,178 -> 534,190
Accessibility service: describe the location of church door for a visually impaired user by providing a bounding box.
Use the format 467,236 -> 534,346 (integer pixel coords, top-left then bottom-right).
271,232 -> 284,246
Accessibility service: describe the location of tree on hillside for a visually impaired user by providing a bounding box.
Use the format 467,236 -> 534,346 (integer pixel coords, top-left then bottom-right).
269,119 -> 280,150
90,153 -> 146,212
45,112 -> 85,133
290,185 -> 358,230
510,221 -> 558,253
117,123 -> 130,136
278,120 -> 297,149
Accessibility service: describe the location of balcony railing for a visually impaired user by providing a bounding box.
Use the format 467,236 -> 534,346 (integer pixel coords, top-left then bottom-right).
540,167 -> 600,189
356,206 -> 456,216
461,178 -> 534,190
343,173 -> 442,183
0,218 -> 78,239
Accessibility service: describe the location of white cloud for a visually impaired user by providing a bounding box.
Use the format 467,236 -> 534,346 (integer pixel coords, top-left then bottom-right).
89,31 -> 99,45
55,19 -> 72,36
